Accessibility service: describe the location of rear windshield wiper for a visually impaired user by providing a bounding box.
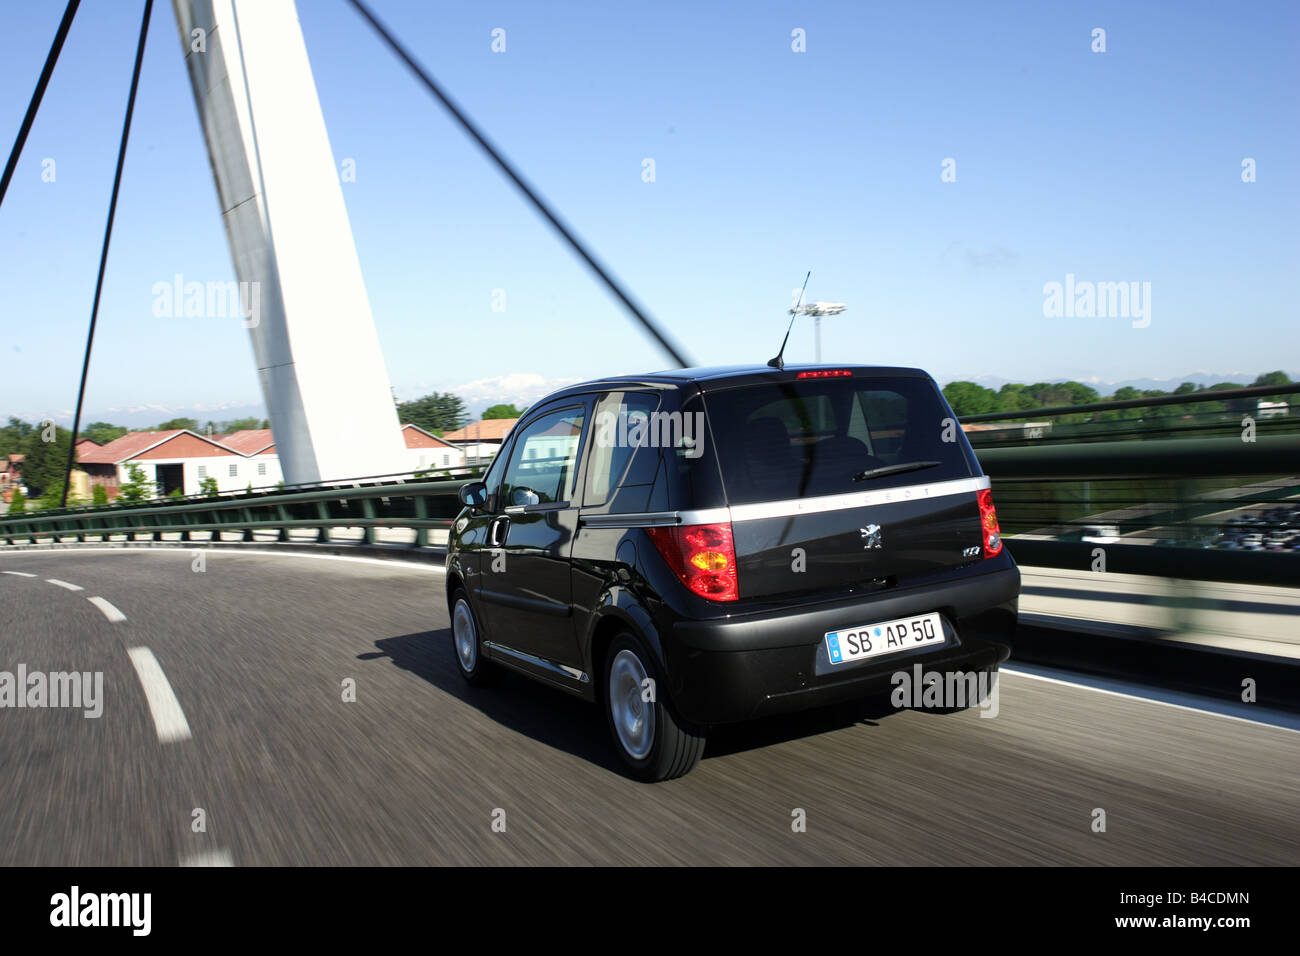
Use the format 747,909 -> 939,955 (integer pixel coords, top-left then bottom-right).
853,460 -> 942,482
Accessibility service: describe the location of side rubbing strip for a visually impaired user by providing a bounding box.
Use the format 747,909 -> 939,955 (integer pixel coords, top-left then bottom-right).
578,477 -> 988,528
727,476 -> 989,523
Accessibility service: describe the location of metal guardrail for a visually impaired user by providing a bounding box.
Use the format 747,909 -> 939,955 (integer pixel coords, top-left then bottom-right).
977,434 -> 1300,479
0,476 -> 471,549
1004,539 -> 1296,588
1,439 -> 1296,585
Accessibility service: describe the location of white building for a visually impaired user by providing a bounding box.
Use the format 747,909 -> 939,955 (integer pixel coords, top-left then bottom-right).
78,429 -> 276,497
400,424 -> 467,474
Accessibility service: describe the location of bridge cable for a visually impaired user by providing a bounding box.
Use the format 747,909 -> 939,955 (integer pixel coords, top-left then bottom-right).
345,0 -> 694,368
61,0 -> 154,507
0,0 -> 82,210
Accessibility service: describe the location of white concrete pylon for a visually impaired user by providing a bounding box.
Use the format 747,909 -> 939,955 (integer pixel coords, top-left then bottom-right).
171,0 -> 407,483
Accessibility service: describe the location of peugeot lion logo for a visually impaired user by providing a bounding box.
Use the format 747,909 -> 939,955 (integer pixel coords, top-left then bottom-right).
860,524 -> 882,549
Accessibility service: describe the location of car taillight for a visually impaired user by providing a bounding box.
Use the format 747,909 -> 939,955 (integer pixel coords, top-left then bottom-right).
645,522 -> 739,601
977,488 -> 1002,558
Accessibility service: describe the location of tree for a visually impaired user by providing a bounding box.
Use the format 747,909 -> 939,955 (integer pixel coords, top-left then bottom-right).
80,422 -> 128,445
1252,371 -> 1292,388
941,381 -> 998,417
396,392 -> 468,434
482,403 -> 524,420
996,384 -> 1041,414
19,425 -> 75,498
92,485 -> 109,506
118,463 -> 152,502
199,476 -> 219,496
1205,381 -> 1249,415
1251,371 -> 1292,403
156,417 -> 199,432
8,489 -> 25,513
0,417 -> 35,459
39,482 -> 84,510
207,416 -> 265,434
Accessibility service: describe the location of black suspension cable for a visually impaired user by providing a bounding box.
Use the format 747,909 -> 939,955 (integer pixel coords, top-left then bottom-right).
62,0 -> 153,507
0,0 -> 81,209
345,0 -> 694,368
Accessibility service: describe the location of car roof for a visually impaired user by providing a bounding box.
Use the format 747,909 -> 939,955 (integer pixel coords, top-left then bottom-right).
534,364 -> 934,405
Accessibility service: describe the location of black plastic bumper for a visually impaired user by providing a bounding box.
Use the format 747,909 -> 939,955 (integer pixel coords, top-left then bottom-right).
661,563 -> 1020,725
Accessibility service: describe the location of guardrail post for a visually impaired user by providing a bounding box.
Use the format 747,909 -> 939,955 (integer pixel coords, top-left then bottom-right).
412,495 -> 428,548
277,504 -> 290,542
360,498 -> 376,545
316,500 -> 331,543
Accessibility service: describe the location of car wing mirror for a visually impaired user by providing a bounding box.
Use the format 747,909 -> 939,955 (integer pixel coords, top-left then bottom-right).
458,481 -> 488,510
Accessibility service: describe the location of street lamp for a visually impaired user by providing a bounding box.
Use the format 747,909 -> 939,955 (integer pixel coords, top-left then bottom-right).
789,301 -> 847,362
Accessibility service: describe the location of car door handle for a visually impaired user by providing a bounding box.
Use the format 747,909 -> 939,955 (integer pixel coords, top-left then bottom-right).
487,516 -> 510,548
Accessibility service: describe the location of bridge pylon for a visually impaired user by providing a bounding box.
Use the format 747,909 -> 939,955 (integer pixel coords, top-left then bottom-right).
171,0 -> 407,483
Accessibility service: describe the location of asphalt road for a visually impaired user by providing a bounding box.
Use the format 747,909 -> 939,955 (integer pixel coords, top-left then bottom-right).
1,548 -> 1297,866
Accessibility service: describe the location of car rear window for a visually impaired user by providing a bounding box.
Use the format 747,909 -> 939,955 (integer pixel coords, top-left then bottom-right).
698,376 -> 977,505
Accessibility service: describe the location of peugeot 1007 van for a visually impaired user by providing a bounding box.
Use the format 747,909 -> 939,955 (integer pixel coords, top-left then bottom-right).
446,365 -> 1020,780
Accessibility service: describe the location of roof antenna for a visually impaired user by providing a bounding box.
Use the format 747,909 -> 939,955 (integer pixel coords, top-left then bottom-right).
768,271 -> 810,370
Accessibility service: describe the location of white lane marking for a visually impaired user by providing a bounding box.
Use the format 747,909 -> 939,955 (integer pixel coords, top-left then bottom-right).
46,578 -> 84,591
1002,665 -> 1300,734
180,850 -> 233,867
87,596 -> 127,623
0,546 -> 447,572
126,647 -> 192,743
1,570 -> 36,577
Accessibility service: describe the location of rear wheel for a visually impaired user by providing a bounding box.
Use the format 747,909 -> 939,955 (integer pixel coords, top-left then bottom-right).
450,589 -> 499,685
603,632 -> 706,781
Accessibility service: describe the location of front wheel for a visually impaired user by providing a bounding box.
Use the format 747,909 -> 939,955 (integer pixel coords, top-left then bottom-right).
450,589 -> 499,685
603,632 -> 706,781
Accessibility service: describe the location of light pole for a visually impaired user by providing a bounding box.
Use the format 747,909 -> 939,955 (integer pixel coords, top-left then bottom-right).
789,302 -> 847,362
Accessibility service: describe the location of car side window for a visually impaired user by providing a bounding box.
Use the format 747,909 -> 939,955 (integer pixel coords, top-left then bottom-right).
584,390 -> 662,510
500,405 -> 587,508
480,434 -> 514,510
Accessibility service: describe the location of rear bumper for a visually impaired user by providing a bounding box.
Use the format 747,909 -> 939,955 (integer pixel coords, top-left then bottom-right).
661,562 -> 1019,725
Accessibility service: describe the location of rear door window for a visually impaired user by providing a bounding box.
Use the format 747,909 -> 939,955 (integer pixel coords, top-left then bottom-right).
702,376 -> 975,505
584,390 -> 663,511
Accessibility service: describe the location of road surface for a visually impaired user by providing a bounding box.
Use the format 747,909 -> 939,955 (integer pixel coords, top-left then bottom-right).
1,548 -> 1296,865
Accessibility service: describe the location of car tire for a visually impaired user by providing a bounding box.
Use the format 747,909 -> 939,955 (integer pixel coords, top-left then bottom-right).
450,588 -> 499,686
603,631 -> 706,782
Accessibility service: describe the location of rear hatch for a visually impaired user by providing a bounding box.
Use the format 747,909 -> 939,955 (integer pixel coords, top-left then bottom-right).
696,370 -> 988,599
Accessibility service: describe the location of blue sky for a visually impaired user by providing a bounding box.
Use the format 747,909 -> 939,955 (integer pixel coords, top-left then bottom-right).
1,0 -> 1296,424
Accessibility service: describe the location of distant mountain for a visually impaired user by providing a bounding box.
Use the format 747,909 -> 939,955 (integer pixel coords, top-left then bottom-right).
29,402 -> 268,430
396,373 -> 583,420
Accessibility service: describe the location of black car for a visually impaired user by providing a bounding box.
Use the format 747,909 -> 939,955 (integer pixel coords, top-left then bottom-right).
446,364 -> 1020,780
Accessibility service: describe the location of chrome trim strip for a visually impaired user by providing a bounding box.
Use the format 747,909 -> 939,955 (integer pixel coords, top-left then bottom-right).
580,510 -> 680,528
579,507 -> 731,529
576,477 -> 988,528
678,507 -> 732,525
727,475 -> 989,523
484,642 -> 590,683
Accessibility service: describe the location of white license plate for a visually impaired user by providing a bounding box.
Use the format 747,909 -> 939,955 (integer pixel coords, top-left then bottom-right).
825,611 -> 945,665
